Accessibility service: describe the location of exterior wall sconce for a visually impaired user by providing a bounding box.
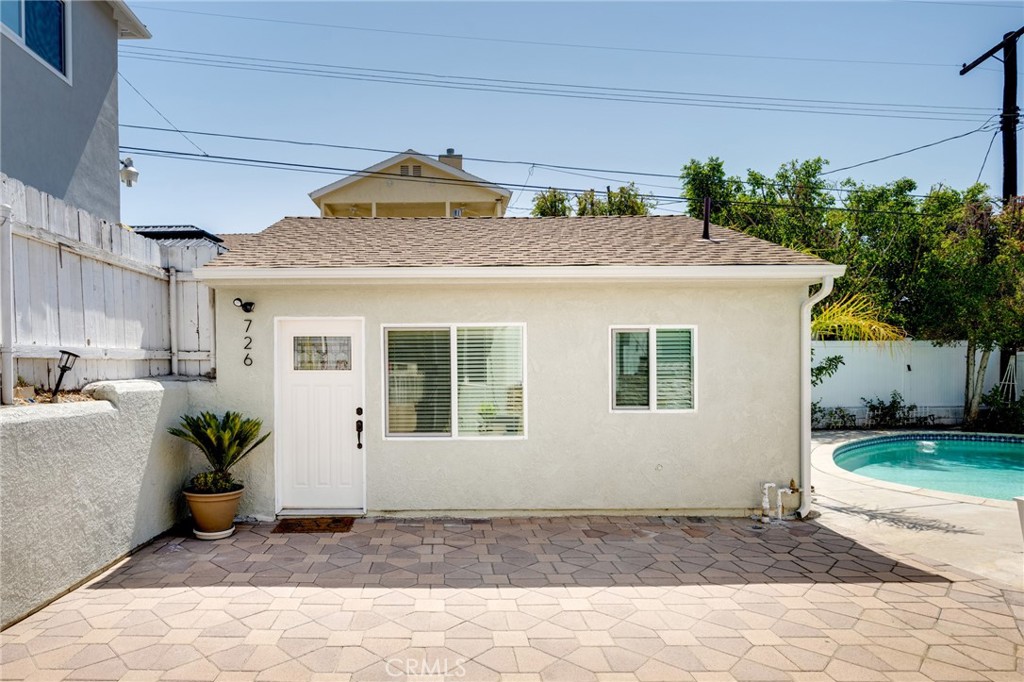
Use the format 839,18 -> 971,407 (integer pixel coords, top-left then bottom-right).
51,350 -> 80,401
233,298 -> 255,313
120,157 -> 139,187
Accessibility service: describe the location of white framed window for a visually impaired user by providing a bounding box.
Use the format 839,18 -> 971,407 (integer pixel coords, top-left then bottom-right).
610,326 -> 696,412
383,324 -> 526,439
1,0 -> 69,80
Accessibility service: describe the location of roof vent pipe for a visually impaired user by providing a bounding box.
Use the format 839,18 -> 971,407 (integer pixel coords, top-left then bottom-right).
702,196 -> 711,240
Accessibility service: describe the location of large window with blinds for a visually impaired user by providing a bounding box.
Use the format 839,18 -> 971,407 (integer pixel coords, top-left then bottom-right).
385,325 -> 525,438
612,326 -> 695,412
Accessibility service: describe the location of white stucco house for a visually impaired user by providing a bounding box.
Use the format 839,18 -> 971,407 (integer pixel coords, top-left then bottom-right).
194,215 -> 844,520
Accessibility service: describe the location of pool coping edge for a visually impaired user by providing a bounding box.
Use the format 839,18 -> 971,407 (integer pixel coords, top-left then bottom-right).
812,430 -> 1016,510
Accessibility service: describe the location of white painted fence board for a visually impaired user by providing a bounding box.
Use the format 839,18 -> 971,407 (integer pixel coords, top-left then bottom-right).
82,256 -> 103,349
1,175 -> 217,391
101,262 -> 116,349
112,266 -> 126,348
56,251 -> 86,347
12,235 -> 31,344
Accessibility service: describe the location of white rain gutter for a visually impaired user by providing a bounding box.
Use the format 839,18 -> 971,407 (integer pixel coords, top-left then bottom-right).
1,204 -> 14,405
168,267 -> 179,375
798,275 -> 836,518
194,264 -> 847,283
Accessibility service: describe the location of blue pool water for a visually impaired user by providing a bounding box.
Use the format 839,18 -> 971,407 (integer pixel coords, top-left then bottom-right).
833,434 -> 1024,501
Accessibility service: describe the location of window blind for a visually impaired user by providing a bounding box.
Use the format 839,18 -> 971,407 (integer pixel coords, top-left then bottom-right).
385,329 -> 451,436
457,327 -> 524,436
385,326 -> 524,438
656,329 -> 693,409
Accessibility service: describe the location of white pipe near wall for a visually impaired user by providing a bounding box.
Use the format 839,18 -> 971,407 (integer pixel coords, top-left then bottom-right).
1,204 -> 14,405
169,267 -> 179,375
799,276 -> 835,518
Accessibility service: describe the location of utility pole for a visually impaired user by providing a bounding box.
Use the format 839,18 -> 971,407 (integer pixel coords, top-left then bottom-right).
960,26 -> 1024,391
960,26 -> 1023,205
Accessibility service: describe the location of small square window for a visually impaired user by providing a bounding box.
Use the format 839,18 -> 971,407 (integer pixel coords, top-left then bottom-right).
612,326 -> 695,412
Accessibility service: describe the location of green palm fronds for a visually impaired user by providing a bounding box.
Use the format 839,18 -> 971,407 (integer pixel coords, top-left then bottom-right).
812,293 -> 905,341
168,411 -> 271,474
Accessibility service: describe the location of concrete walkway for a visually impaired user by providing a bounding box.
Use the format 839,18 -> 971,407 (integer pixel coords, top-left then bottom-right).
810,431 -> 1024,589
1,516 -> 1022,681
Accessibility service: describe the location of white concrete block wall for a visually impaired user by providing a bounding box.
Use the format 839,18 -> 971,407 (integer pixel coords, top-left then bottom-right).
0,380 -> 191,627
812,340 -> 1003,424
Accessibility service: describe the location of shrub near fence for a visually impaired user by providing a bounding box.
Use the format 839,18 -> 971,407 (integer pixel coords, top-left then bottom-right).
0,174 -> 220,396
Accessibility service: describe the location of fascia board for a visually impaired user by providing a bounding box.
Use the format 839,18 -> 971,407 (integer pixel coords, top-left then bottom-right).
195,264 -> 847,284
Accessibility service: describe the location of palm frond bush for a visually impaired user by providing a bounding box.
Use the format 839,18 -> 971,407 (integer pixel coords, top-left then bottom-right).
168,411 -> 271,493
812,293 -> 905,342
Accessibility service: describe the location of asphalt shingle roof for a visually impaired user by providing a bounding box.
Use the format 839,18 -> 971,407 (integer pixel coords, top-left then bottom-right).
203,216 -> 833,269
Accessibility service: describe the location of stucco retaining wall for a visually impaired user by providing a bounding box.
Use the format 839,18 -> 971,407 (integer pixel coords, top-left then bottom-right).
0,380 -> 190,628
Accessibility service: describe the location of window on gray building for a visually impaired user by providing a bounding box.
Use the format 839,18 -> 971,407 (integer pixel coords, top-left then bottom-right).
2,0 -> 66,75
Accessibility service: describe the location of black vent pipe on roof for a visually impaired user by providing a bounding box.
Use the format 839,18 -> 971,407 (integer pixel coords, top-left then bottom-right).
702,196 -> 711,240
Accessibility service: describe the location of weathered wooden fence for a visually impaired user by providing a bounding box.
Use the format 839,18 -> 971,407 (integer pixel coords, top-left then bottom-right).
0,174 -> 219,395
812,340 -> 1006,425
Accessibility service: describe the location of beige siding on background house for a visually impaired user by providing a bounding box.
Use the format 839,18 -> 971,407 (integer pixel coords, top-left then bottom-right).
201,281 -> 807,519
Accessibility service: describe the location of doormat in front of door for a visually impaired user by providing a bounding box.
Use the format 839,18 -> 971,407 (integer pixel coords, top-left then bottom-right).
272,517 -> 356,534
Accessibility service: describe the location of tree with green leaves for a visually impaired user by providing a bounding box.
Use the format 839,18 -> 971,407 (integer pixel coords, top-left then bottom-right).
531,188 -> 572,217
531,183 -> 655,217
909,192 -> 1024,420
680,155 -> 1024,422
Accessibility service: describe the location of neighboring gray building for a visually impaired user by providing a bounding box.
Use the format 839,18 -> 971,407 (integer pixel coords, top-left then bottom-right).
0,1 -> 149,224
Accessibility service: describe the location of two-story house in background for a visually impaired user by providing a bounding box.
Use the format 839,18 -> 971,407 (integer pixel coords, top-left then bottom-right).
309,148 -> 512,218
1,0 -> 150,224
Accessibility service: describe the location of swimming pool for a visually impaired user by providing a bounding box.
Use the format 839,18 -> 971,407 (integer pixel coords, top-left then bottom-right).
833,434 -> 1024,501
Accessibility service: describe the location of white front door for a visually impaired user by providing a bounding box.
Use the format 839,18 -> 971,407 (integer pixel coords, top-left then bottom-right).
276,318 -> 365,513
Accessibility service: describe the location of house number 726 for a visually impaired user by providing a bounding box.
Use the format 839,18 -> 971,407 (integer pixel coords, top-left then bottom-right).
243,319 -> 253,366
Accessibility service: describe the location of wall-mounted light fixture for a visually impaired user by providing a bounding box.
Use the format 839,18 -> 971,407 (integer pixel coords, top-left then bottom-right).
51,350 -> 80,402
120,157 -> 139,187
233,298 -> 255,313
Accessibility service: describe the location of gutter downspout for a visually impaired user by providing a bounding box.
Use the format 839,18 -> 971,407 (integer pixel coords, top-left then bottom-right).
0,205 -> 13,405
169,267 -> 179,375
798,275 -> 835,518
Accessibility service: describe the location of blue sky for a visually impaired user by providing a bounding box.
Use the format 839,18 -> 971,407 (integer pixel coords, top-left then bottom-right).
117,1 -> 1024,233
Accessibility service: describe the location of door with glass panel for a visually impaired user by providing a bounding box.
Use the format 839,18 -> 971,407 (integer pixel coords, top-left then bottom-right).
276,318 -> 364,512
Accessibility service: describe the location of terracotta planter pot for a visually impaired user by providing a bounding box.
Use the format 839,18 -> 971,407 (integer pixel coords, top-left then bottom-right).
184,488 -> 243,539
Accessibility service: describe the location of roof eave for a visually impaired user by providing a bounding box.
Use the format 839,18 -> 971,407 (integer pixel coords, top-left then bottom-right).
194,264 -> 846,285
109,1 -> 151,39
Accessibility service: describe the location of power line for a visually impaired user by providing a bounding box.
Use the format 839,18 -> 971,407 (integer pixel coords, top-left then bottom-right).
119,145 -> 982,218
121,46 -> 995,114
976,129 -> 1001,183
119,123 -> 955,198
823,119 -> 999,174
117,72 -> 209,156
117,48 -> 994,123
134,5 -> 985,72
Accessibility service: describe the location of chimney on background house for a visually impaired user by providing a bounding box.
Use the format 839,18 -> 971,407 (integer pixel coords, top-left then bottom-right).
438,148 -> 463,170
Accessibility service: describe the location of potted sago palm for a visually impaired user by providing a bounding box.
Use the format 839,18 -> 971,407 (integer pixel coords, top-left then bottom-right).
168,411 -> 270,540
